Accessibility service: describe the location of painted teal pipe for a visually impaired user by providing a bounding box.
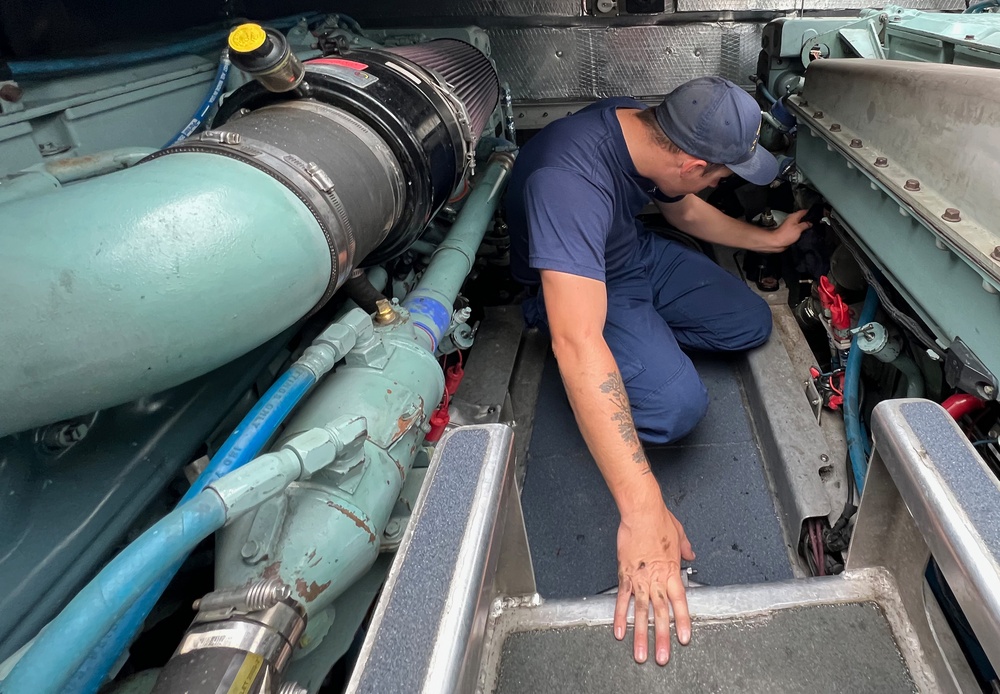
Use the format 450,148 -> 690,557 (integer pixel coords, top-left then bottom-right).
403,153 -> 516,350
0,152 -> 331,436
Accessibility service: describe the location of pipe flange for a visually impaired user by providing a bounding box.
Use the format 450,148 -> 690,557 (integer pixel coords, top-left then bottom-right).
140,132 -> 355,311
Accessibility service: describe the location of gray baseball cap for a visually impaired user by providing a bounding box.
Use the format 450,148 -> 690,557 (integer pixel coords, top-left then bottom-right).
654,76 -> 778,185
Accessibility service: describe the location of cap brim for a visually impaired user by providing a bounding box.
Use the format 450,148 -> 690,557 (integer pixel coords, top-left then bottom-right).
727,147 -> 779,186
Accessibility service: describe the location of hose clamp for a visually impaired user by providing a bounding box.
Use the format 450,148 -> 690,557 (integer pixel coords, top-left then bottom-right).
139,131 -> 355,312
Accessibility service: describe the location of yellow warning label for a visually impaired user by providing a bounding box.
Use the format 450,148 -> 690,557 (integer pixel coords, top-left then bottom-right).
226,653 -> 263,694
228,23 -> 266,53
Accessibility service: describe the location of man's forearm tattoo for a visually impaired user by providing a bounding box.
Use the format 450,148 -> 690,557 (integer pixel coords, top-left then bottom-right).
599,372 -> 649,468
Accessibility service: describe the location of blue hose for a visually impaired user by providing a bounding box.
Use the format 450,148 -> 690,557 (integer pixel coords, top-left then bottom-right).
758,82 -> 778,106
844,287 -> 879,494
8,13 -> 324,79
0,493 -> 227,694
163,50 -> 231,148
64,364 -> 317,693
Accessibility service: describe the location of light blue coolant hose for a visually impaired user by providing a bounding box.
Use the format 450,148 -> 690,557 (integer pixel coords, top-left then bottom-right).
844,287 -> 879,493
64,364 -> 317,693
0,494 -> 228,694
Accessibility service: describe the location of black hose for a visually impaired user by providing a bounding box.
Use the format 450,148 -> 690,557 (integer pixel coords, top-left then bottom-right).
343,270 -> 386,315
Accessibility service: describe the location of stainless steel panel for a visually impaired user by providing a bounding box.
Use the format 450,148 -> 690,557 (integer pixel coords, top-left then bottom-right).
490,23 -> 766,100
855,399 -> 1000,670
678,0 -> 961,11
327,0 -> 582,19
489,28 -> 588,100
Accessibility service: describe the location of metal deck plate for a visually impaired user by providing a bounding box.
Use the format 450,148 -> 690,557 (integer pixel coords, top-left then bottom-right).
495,603 -> 915,693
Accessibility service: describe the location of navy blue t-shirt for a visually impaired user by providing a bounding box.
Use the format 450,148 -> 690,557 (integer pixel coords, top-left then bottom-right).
505,97 -> 681,288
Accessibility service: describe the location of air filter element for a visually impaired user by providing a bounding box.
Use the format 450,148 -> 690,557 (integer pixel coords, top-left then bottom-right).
383,39 -> 500,148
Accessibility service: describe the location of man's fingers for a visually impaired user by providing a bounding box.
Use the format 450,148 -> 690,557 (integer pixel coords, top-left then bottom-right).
613,576 -> 632,641
674,517 -> 696,561
666,573 -> 692,646
633,588 -> 650,664
652,586 -> 672,666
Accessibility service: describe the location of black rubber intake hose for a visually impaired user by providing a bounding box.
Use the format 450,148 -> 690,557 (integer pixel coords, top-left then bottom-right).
213,38 -> 500,267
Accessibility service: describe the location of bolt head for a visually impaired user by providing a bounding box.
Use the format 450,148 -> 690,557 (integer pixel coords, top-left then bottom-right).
874,157 -> 888,167
849,138 -> 863,148
241,540 -> 260,559
904,179 -> 920,191
984,384 -> 996,397
991,246 -> 1000,261
829,124 -> 841,132
0,83 -> 23,103
966,34 -> 976,40
813,110 -> 824,119
942,208 -> 962,223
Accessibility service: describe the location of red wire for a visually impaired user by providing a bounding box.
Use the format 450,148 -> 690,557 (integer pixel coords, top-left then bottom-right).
828,376 -> 843,397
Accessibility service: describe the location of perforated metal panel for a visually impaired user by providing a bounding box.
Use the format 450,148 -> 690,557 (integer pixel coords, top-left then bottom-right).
676,0 -> 961,10
489,24 -> 766,100
325,0 -> 582,19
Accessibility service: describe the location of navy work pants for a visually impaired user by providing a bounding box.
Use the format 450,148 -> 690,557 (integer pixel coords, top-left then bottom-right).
524,230 -> 772,444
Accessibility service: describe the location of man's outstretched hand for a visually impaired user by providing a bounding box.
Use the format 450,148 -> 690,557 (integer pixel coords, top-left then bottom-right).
765,208 -> 812,252
614,503 -> 695,666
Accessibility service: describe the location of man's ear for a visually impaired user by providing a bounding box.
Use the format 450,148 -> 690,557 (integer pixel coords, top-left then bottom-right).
678,157 -> 709,178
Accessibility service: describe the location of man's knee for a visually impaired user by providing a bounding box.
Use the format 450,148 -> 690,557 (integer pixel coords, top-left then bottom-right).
631,368 -> 709,445
736,293 -> 773,350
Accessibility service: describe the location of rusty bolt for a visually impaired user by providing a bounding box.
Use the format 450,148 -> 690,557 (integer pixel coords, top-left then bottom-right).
904,179 -> 920,191
942,208 -> 961,223
965,34 -> 976,40
874,157 -> 888,167
813,110 -> 824,119
850,138 -> 863,148
829,124 -> 841,132
991,246 -> 1000,261
800,100 -> 809,107
0,83 -> 22,103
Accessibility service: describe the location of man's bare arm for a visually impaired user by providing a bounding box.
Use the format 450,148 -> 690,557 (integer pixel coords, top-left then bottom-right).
541,269 -> 694,666
657,195 -> 810,252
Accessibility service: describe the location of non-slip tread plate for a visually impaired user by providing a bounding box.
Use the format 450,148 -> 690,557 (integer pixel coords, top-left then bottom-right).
496,602 -> 915,693
523,353 -> 792,597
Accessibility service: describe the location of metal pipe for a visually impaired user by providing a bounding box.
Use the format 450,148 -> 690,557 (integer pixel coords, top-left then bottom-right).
403,153 -> 516,350
890,355 -> 925,399
0,153 -> 333,437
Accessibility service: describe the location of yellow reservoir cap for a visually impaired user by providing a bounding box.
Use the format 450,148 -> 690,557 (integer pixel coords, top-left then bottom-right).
228,23 -> 267,53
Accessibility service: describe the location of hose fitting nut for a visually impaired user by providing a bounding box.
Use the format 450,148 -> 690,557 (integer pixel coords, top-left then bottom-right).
375,298 -> 398,325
